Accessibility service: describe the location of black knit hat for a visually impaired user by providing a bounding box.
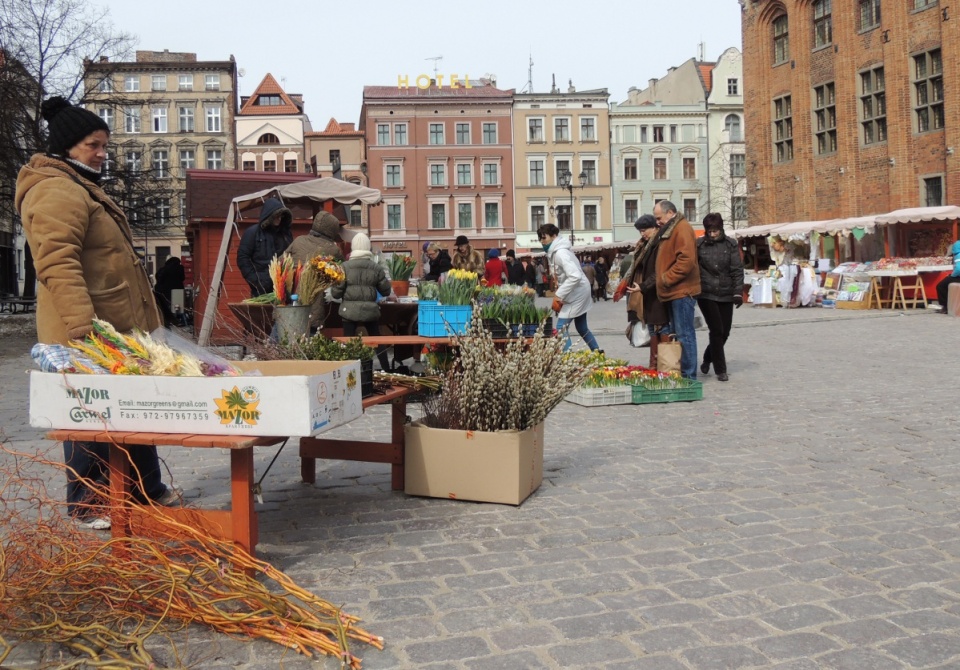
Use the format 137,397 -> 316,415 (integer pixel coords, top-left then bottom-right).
40,96 -> 110,155
455,235 -> 469,246
635,214 -> 657,231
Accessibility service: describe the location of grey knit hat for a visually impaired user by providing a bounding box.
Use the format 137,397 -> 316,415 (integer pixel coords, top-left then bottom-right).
40,96 -> 110,155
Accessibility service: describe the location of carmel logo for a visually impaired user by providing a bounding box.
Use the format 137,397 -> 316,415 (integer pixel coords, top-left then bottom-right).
67,387 -> 110,403
213,386 -> 261,426
397,74 -> 472,89
69,406 -> 111,422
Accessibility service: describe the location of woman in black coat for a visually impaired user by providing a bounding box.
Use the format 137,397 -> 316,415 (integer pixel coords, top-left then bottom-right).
422,242 -> 452,282
696,213 -> 745,382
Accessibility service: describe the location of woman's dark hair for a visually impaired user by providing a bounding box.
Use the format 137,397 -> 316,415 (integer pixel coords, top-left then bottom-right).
537,224 -> 559,239
702,212 -> 724,230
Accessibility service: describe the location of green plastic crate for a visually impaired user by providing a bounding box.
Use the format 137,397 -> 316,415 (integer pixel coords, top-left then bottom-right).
629,381 -> 703,404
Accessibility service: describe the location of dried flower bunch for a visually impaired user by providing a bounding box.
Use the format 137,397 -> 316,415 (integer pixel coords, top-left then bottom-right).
386,254 -> 417,281
421,311 -> 589,432
242,253 -> 343,306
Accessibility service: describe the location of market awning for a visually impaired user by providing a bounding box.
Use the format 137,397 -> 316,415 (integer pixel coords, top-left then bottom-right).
874,205 -> 960,225
820,215 -> 880,235
730,223 -> 790,239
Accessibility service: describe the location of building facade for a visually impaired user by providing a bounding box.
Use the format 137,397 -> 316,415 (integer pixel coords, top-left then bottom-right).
84,50 -> 238,277
236,73 -> 310,174
705,47 -> 748,229
512,82 -> 611,252
610,60 -> 711,240
741,0 -> 960,225
305,118 -> 368,228
360,80 -> 515,262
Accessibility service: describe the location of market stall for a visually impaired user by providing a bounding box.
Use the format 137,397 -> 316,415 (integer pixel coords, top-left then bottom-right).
874,206 -> 960,303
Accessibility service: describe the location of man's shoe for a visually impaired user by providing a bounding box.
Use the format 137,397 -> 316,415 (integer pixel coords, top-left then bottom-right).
154,485 -> 183,507
717,372 -> 729,382
73,515 -> 111,530
700,361 -> 710,375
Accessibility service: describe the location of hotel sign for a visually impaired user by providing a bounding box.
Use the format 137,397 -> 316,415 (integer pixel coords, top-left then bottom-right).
398,74 -> 473,89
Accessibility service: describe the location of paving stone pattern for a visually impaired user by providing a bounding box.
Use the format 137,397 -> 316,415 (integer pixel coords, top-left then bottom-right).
1,304 -> 959,669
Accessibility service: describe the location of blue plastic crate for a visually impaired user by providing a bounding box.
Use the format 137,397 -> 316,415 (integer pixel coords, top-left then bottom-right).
418,303 -> 472,337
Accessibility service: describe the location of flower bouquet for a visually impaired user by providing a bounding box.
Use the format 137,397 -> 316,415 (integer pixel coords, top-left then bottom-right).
241,253 -> 343,306
386,254 -> 417,281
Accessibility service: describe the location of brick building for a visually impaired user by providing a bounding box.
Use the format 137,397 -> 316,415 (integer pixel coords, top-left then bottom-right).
741,0 -> 959,226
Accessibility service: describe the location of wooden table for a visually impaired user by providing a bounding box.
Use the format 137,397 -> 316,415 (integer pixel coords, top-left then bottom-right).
0,297 -> 36,313
46,386 -> 413,557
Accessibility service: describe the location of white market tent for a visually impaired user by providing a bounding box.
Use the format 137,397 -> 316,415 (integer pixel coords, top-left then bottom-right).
197,178 -> 382,346
875,205 -> 960,225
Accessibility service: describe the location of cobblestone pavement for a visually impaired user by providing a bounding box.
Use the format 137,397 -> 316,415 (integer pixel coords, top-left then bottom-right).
2,304 -> 959,669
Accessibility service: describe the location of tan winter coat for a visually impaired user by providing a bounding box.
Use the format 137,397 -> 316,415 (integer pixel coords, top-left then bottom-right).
655,214 -> 701,302
15,154 -> 161,344
451,246 -> 484,273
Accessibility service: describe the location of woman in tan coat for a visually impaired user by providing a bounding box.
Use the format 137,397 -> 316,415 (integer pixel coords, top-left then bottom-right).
16,97 -> 179,529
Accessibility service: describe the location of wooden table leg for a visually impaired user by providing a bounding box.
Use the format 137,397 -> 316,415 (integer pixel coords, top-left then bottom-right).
108,444 -> 132,545
230,447 -> 258,556
300,454 -> 317,484
391,396 -> 407,491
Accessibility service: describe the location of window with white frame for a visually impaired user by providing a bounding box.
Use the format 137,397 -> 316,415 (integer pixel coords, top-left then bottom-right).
431,203 -> 446,229
483,163 -> 498,185
554,117 -> 570,142
455,122 -> 470,144
774,95 -> 793,161
152,149 -> 169,177
179,148 -> 195,172
531,205 -> 545,229
430,164 -> 446,186
152,107 -> 167,133
814,0 -> 832,48
98,107 -> 113,131
155,198 -> 170,225
773,14 -> 789,65
429,123 -> 444,145
377,124 -> 390,145
242,159 -> 255,171
583,205 -> 598,230
263,158 -> 276,172
178,106 -> 194,132
484,202 -> 499,227
386,164 -> 401,187
394,123 -> 407,145
555,159 -> 570,184
204,74 -> 219,91
728,78 -> 739,95
652,125 -> 665,143
733,196 -> 748,223
151,74 -> 166,91
204,106 -> 221,132
178,74 -> 193,91
730,153 -> 746,177
96,77 -> 114,93
682,156 -> 696,180
860,66 -> 886,145
683,198 -> 697,222
580,117 -> 597,141
482,122 -> 497,144
914,48 -> 944,133
858,0 -> 880,30
624,157 -> 637,180
284,157 -> 297,172
125,150 -> 142,173
653,156 -> 667,180
456,163 -> 472,186
528,118 -> 544,142
814,82 -> 837,154
123,107 -> 140,133
124,75 -> 140,92
725,114 -> 742,141
206,149 -> 222,169
386,204 -> 402,230
625,199 -> 638,223
924,176 -> 944,206
102,152 -> 113,177
458,202 -> 473,228
914,0 -> 937,7
670,125 -> 678,143
640,126 -> 648,143
582,159 -> 596,185
529,159 -> 545,186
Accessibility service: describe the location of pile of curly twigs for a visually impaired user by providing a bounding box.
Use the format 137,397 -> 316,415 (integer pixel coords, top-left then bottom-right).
0,445 -> 383,669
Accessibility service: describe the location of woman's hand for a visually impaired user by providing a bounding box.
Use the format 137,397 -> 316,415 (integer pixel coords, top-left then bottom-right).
624,282 -> 641,294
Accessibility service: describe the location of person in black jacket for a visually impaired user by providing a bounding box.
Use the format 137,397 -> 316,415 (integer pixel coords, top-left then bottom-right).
236,198 -> 293,297
422,242 -> 452,282
505,249 -> 525,286
696,213 -> 745,382
154,256 -> 185,326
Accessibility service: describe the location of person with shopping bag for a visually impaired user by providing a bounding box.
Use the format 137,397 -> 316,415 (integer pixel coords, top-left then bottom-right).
621,215 -> 671,368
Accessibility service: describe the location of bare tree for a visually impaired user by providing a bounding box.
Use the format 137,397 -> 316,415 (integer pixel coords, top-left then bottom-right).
0,0 -> 134,296
702,142 -> 749,230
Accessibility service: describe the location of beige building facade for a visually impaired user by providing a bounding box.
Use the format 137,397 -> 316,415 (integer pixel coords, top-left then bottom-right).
305,118 -> 368,228
512,83 -> 611,252
84,50 -> 238,276
236,73 -> 310,175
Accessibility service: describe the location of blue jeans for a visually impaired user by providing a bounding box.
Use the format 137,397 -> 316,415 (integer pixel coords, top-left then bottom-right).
64,440 -> 166,518
669,296 -> 698,379
556,313 -> 600,352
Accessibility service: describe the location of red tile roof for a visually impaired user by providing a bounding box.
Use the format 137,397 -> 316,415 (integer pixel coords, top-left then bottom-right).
239,73 -> 303,115
697,63 -> 715,95
305,118 -> 365,137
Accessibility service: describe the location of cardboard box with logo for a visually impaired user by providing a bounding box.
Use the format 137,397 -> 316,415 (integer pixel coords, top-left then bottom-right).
29,360 -> 362,437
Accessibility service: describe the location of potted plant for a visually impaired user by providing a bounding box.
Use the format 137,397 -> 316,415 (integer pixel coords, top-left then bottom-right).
385,254 -> 417,297
474,287 -> 511,338
405,312 -> 590,504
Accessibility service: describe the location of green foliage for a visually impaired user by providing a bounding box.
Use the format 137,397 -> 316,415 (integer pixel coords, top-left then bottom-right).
296,334 -> 374,361
385,254 -> 417,281
418,281 -> 440,300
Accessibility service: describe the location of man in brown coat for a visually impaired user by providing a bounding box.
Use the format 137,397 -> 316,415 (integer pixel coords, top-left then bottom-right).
654,200 -> 701,379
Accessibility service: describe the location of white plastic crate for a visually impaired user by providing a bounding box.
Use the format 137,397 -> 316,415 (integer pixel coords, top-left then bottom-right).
564,386 -> 633,407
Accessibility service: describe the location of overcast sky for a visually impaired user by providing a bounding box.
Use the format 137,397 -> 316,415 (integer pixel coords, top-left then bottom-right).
93,0 -> 743,126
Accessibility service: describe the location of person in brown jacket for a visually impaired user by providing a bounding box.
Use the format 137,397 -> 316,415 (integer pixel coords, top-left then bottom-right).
16,96 -> 180,529
451,234 -> 484,273
284,211 -> 345,329
654,200 -> 701,379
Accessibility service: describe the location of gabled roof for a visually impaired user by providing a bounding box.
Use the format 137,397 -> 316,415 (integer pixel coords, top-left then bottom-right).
238,73 -> 303,116
697,62 -> 715,95
305,117 -> 365,138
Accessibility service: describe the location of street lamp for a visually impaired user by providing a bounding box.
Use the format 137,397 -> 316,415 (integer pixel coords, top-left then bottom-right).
558,169 -> 587,247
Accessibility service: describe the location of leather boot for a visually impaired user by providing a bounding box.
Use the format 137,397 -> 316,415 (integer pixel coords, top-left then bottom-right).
648,334 -> 660,369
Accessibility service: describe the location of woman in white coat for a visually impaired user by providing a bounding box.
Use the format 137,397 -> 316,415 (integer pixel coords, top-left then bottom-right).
537,224 -> 600,351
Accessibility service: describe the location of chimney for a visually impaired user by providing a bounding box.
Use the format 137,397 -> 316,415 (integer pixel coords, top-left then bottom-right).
567,79 -> 575,94
648,78 -> 658,89
99,56 -> 109,63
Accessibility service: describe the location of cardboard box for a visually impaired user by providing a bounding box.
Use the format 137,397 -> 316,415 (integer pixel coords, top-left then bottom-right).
404,421 -> 544,505
29,360 -> 362,437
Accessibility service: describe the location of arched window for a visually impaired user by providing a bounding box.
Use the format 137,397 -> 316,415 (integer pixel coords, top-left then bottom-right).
814,0 -> 832,48
725,114 -> 742,142
257,133 -> 280,145
773,14 -> 789,65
